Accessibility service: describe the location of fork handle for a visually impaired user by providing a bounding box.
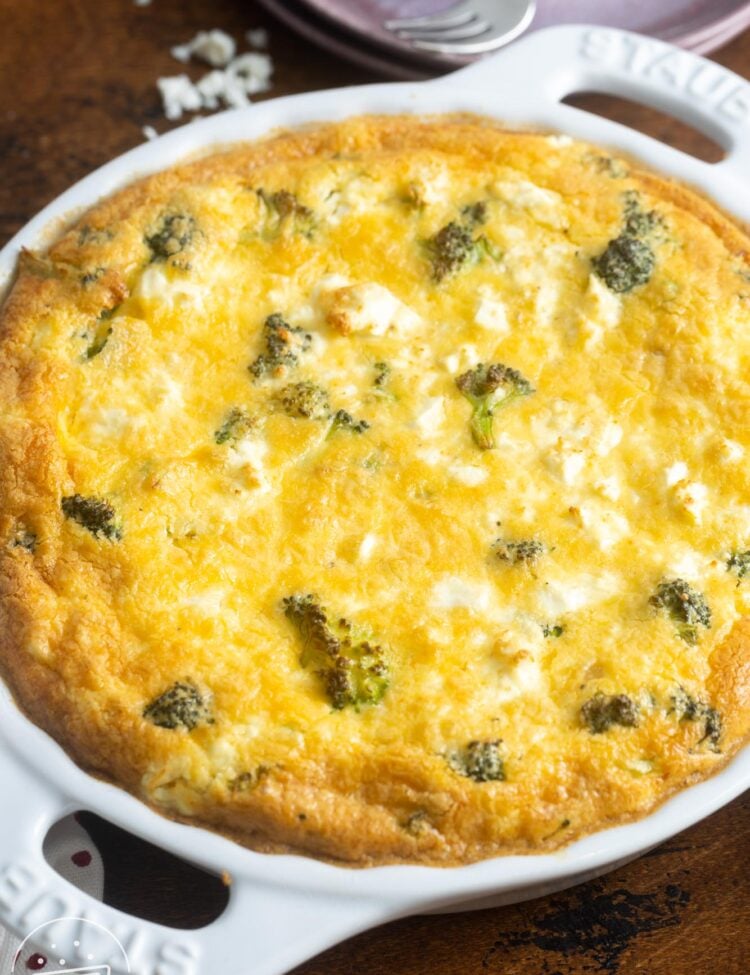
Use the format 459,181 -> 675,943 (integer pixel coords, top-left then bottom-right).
444,24 -> 750,175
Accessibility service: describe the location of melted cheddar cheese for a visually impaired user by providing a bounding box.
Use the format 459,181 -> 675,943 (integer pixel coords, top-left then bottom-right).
1,116 -> 749,864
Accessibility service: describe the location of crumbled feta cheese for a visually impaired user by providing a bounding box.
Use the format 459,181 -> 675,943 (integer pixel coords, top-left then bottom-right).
431,576 -> 492,611
673,480 -> 709,524
185,587 -> 226,614
414,397 -> 445,438
577,502 -> 629,551
142,124 -> 158,141
172,29 -> 236,68
226,53 -> 273,95
358,533 -> 378,562
595,421 -> 623,457
226,438 -> 270,493
322,282 -> 421,336
666,461 -> 688,487
717,438 -> 744,463
537,572 -> 619,616
245,28 -> 269,49
474,286 -> 510,334
158,45 -> 273,120
493,178 -> 566,228
449,465 -> 488,486
545,440 -> 586,484
579,274 -> 622,347
594,476 -> 621,501
157,74 -> 203,120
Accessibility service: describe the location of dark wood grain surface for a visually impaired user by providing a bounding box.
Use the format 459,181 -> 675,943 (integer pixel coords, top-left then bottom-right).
1,3 -> 748,973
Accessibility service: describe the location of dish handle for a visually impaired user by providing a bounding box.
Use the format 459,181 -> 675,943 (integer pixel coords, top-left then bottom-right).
0,741 -> 403,975
446,24 -> 750,175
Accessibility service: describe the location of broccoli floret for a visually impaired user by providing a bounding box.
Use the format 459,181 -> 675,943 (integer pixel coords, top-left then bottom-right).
581,692 -> 639,733
593,234 -> 655,293
229,765 -> 272,792
277,381 -> 331,420
249,312 -> 312,380
282,593 -> 389,710
327,408 -> 370,438
623,192 -> 662,237
428,222 -> 474,281
214,407 -> 255,445
373,361 -> 391,389
461,200 -> 488,227
670,687 -> 722,750
493,537 -> 544,566
456,362 -> 534,450
542,623 -> 565,638
650,578 -> 711,645
257,189 -> 316,239
727,549 -> 750,580
143,680 -> 213,730
11,527 -> 37,553
448,740 -> 506,782
145,213 -> 196,262
61,494 -> 121,540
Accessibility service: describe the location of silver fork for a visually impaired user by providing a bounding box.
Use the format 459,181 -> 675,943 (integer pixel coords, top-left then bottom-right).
385,0 -> 535,55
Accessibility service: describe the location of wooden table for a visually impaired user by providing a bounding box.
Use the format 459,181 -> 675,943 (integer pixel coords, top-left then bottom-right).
1,2 -> 748,972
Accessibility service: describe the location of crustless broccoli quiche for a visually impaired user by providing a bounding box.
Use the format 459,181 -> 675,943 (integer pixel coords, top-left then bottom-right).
1,116 -> 749,865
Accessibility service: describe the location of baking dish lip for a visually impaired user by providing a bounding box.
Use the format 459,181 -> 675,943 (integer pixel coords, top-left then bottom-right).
0,22 -> 748,908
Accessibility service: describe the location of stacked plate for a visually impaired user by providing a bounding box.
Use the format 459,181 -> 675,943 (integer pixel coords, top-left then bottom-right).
257,0 -> 750,78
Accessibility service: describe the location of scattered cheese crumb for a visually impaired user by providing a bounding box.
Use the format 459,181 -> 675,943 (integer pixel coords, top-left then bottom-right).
172,29 -> 236,68
245,28 -> 269,49
157,75 -> 202,121
157,35 -> 273,120
142,125 -> 158,141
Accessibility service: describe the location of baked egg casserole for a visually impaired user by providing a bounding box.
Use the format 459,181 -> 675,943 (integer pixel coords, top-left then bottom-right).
1,116 -> 749,865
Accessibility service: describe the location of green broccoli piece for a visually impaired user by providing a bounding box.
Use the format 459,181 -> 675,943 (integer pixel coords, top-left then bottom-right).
670,687 -> 722,751
143,680 -> 213,730
282,593 -> 389,710
727,549 -> 750,580
542,623 -> 565,638
493,537 -> 545,566
229,765 -> 272,792
623,193 -> 661,238
581,692 -> 639,734
249,313 -> 312,380
460,200 -> 488,227
61,494 -> 121,540
456,362 -> 534,449
650,578 -> 711,645
257,189 -> 316,239
11,527 -> 37,553
327,408 -> 370,438
373,361 -> 391,389
277,381 -> 331,420
82,305 -> 118,360
448,740 -> 506,782
145,213 -> 196,262
427,221 -> 475,281
214,406 -> 255,445
593,234 -> 655,293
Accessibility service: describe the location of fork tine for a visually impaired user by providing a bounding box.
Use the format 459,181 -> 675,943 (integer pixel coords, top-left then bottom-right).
384,1 -> 473,31
396,18 -> 491,42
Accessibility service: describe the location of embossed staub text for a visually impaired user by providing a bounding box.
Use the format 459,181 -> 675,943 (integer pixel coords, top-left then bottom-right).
579,28 -> 750,127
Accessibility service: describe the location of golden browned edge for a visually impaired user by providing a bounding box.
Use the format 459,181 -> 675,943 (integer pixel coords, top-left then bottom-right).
0,114 -> 749,868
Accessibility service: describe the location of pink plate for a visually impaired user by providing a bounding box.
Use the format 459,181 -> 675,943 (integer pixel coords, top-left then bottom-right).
259,0 -> 750,74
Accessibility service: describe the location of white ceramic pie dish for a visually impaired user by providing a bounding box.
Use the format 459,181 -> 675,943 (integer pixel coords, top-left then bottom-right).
0,24 -> 749,975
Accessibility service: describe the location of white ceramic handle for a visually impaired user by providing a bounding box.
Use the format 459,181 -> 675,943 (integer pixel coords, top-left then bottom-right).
0,736 -> 394,975
450,24 -> 750,173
